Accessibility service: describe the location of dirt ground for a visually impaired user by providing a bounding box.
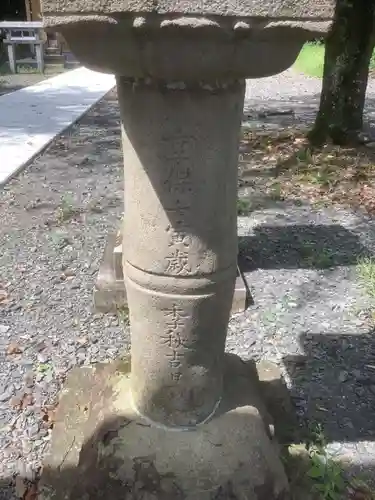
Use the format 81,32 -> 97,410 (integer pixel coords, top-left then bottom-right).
0,64 -> 66,97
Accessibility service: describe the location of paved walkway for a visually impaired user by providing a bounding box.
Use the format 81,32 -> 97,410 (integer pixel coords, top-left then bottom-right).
0,68 -> 115,186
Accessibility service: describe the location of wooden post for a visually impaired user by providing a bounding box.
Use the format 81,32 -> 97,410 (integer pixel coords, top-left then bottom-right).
25,0 -> 32,21
35,30 -> 44,72
30,0 -> 42,20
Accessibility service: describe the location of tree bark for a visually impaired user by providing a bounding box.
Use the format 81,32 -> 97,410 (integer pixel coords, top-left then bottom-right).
310,0 -> 375,146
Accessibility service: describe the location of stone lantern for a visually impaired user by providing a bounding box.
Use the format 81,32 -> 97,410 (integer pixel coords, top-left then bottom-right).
40,2 -> 333,498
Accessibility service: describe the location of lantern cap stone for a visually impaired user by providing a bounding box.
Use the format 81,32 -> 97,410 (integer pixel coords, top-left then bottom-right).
41,0 -> 334,79
43,0 -> 334,19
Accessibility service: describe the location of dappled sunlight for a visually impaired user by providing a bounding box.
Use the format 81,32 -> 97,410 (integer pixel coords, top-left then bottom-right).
0,67 -> 115,185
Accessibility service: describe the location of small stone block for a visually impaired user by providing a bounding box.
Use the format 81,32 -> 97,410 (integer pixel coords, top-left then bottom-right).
93,233 -> 127,312
257,361 -> 297,444
113,243 -> 123,281
94,233 -> 251,315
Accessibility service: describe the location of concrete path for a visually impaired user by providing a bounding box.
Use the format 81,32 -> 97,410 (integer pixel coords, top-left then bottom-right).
0,67 -> 115,186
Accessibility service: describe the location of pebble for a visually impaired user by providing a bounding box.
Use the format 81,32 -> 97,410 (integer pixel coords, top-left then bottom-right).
28,423 -> 40,438
37,353 -> 49,363
35,372 -> 45,383
18,359 -> 34,367
23,372 -> 34,388
338,370 -> 349,383
0,385 -> 14,402
0,324 -> 10,334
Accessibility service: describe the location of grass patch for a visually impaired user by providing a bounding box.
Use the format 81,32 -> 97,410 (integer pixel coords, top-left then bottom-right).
237,197 -> 252,215
56,193 -> 81,223
285,424 -> 375,499
0,62 -> 40,75
300,242 -> 335,269
117,306 -> 130,327
294,42 -> 375,78
268,181 -> 283,201
294,43 -> 325,78
357,257 -> 375,299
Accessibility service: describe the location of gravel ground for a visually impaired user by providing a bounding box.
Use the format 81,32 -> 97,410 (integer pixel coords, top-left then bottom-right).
0,90 -> 126,497
245,68 -> 375,137
1,68 -> 375,496
0,68 -> 67,97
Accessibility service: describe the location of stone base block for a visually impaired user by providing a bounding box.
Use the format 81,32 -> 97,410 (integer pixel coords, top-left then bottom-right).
94,232 -> 252,315
40,355 -> 290,500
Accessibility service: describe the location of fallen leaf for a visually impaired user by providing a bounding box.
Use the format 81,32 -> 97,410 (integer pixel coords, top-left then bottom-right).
35,341 -> 46,352
24,482 -> 38,500
60,273 -> 74,281
0,289 -> 9,303
20,393 -> 34,409
41,404 -> 57,429
77,336 -> 88,346
10,393 -> 33,410
7,343 -> 23,355
42,410 -> 56,428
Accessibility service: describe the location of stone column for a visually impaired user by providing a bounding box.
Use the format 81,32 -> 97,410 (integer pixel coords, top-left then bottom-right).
118,77 -> 245,427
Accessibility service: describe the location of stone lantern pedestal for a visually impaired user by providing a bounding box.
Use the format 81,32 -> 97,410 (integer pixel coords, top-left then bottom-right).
39,2 -> 333,498
93,229 -> 252,316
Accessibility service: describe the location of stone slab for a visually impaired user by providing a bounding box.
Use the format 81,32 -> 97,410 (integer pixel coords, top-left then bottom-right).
93,232 -> 252,315
40,354 -> 290,500
257,360 -> 297,445
0,67 -> 115,186
42,0 -> 334,19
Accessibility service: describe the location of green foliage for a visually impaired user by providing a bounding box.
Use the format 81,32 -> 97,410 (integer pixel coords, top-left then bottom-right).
295,42 -> 375,78
357,257 -> 375,299
299,242 -> 334,269
237,198 -> 252,215
295,147 -> 313,164
57,193 -> 78,223
294,43 -> 325,78
268,181 -> 283,200
305,424 -> 346,499
117,306 -> 130,327
370,50 -> 375,71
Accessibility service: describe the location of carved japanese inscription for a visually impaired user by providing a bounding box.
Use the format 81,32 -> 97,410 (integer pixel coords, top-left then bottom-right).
161,303 -> 195,382
161,135 -> 199,276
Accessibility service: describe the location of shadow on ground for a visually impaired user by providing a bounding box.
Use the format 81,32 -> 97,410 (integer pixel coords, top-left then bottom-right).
239,223 -> 375,437
282,331 -> 375,493
238,223 -> 369,272
238,220 -> 375,491
242,93 -> 375,137
284,330 -> 375,443
0,83 -> 24,96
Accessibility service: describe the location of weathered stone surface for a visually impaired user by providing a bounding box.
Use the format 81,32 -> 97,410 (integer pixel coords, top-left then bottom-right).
42,0 -> 334,19
40,18 -> 318,79
93,232 -> 128,312
257,361 -> 297,444
40,355 -> 289,500
118,78 -> 243,427
94,232 -> 251,315
41,0 -> 334,79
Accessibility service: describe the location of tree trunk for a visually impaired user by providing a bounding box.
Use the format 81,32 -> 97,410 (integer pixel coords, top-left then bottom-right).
310,0 -> 375,146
